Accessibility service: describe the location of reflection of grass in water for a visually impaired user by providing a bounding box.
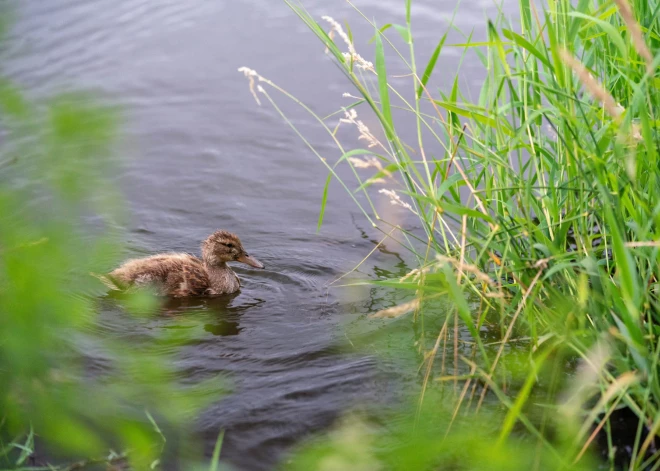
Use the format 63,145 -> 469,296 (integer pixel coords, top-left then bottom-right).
0,75 -> 222,468
242,0 -> 660,468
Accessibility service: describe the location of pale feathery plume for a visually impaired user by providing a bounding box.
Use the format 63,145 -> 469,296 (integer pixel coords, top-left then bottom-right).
347,156 -> 383,170
400,258 -> 503,298
612,0 -> 654,74
347,157 -> 374,169
237,67 -> 262,105
400,266 -> 432,282
340,109 -> 381,149
378,188 -> 417,214
436,255 -> 495,287
321,16 -> 375,73
342,52 -> 375,72
559,50 -> 642,140
370,298 -> 420,319
559,340 -> 613,420
321,16 -> 355,54
347,156 -> 389,184
559,51 -> 622,119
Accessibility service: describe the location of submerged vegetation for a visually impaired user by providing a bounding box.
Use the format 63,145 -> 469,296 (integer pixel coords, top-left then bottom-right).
242,0 -> 660,468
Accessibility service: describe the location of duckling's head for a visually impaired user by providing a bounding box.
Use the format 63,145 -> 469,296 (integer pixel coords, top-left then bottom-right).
202,230 -> 265,269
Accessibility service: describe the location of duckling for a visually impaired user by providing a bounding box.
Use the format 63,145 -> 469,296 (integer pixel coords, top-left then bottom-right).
108,230 -> 264,297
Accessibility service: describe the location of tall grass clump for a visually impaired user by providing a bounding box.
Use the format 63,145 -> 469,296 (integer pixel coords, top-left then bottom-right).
241,0 -> 660,468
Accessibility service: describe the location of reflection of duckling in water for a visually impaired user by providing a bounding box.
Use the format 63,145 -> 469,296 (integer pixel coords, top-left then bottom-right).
158,293 -> 266,335
105,230 -> 264,297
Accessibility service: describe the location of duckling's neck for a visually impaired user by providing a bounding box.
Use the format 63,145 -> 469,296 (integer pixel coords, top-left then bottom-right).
204,262 -> 239,294
205,261 -> 231,278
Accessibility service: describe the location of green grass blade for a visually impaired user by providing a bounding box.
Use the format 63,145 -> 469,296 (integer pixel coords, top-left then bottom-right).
417,33 -> 448,98
374,26 -> 394,140
568,12 -> 628,61
393,24 -> 411,43
497,345 -> 555,446
502,29 -> 551,69
209,430 -> 225,471
317,172 -> 332,232
432,100 -> 514,136
603,199 -> 639,318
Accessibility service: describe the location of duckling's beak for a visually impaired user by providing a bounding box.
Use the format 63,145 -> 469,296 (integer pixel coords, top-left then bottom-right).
236,252 -> 264,269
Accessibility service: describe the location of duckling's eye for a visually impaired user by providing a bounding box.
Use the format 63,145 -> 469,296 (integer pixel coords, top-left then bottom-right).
225,243 -> 234,249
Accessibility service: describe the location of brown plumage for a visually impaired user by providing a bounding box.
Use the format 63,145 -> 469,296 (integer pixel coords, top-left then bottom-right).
107,230 -> 264,297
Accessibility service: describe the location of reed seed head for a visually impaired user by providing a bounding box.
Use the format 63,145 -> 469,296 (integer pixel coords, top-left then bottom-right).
612,0 -> 654,74
378,188 -> 416,214
238,66 -> 264,105
322,15 -> 375,73
340,109 -> 381,149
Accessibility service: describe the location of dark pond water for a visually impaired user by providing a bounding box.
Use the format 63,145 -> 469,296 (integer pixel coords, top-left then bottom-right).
2,1 -> 507,469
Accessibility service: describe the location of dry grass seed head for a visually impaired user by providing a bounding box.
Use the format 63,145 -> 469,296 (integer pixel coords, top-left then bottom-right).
370,298 -> 420,319
378,188 -> 416,214
559,50 -> 643,141
435,255 -> 496,287
400,266 -> 432,282
559,50 -> 623,120
340,108 -> 382,149
612,0 -> 654,74
321,16 -> 375,72
238,66 -> 263,105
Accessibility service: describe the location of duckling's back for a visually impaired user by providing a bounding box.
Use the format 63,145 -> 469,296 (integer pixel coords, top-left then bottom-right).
109,253 -> 210,297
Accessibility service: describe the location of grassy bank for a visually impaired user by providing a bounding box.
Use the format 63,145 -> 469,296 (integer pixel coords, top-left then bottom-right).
242,0 -> 660,468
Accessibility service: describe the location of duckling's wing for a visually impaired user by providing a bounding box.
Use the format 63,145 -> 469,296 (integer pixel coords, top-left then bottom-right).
175,262 -> 211,297
111,253 -> 208,297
